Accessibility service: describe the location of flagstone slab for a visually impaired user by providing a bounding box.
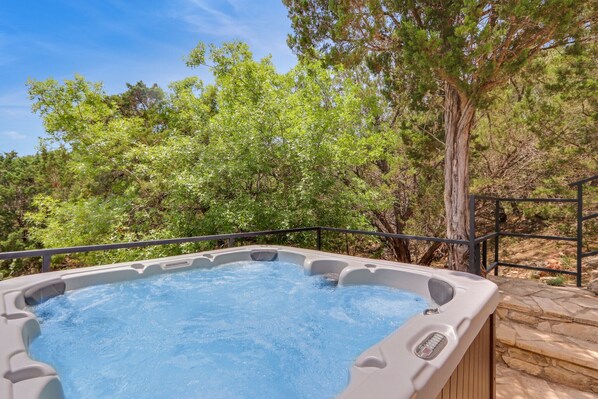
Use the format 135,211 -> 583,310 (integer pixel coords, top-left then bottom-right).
552,322 -> 598,344
492,275 -> 598,393
531,296 -> 573,318
496,364 -> 597,399
491,275 -> 598,327
503,319 -> 598,371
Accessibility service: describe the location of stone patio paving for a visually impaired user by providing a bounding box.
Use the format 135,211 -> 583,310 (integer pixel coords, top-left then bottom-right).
497,364 -> 598,398
490,275 -> 598,396
489,275 -> 598,328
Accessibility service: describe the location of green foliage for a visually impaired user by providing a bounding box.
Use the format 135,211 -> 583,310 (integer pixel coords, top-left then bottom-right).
27,196 -> 126,249
165,45 -> 378,235
0,152 -> 40,277
284,0 -> 590,105
185,42 -> 206,68
470,43 -> 597,238
546,275 -> 565,287
0,149 -> 71,277
284,0 -> 592,271
1,36 -> 595,277
19,42 -> 397,270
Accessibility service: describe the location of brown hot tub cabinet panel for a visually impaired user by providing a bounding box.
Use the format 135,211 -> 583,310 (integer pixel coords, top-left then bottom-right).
435,314 -> 496,399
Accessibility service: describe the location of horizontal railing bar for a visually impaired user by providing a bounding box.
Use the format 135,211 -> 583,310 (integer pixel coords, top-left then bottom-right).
582,249 -> 598,258
0,227 -> 319,261
582,212 -> 598,221
497,262 -> 577,276
499,232 -> 577,242
475,232 -> 498,244
319,227 -> 469,245
485,261 -> 499,273
474,195 -> 577,203
569,174 -> 598,187
0,226 -> 469,262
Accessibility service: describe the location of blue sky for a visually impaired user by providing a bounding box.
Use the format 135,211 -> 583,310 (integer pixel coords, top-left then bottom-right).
0,0 -> 297,155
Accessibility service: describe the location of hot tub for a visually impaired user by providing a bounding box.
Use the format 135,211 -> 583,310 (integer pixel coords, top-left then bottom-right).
0,246 -> 499,398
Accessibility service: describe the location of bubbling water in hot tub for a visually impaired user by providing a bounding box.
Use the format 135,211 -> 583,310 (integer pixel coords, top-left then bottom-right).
29,260 -> 428,399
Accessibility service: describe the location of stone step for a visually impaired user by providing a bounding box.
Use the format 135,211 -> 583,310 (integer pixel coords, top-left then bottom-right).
497,306 -> 598,343
497,293 -> 598,327
491,275 -> 598,342
497,320 -> 598,394
496,363 -> 598,399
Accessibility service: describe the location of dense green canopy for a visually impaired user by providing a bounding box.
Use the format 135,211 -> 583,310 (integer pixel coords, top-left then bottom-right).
0,40 -> 595,278
283,0 -> 595,270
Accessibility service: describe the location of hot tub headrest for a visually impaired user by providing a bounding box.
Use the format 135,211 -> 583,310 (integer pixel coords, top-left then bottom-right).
250,249 -> 278,261
24,280 -> 66,306
428,278 -> 454,306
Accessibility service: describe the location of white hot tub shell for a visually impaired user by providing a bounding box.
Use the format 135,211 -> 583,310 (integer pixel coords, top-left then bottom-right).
0,246 -> 499,399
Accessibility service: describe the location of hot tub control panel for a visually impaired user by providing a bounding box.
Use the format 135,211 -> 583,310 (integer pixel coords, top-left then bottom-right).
415,332 -> 447,360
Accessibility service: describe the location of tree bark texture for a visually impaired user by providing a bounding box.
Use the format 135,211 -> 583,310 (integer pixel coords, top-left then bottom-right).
386,236 -> 412,263
418,241 -> 442,266
371,219 -> 412,263
443,82 -> 476,271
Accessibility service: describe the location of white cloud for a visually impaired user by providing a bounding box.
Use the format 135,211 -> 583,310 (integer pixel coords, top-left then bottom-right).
170,0 -> 297,72
175,0 -> 253,39
1,130 -> 27,140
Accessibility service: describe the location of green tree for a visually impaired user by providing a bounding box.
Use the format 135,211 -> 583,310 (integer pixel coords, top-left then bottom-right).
0,152 -> 41,277
172,42 -> 369,234
0,148 -> 69,277
26,76 -> 181,266
328,66 -> 446,263
284,0 -> 593,270
24,43 -> 380,267
19,39 -> 594,275
473,43 -> 597,196
470,43 -> 597,245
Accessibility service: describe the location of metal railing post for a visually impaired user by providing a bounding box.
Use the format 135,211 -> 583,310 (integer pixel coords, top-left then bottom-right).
316,227 -> 322,251
0,226 -> 471,275
42,255 -> 51,273
468,194 -> 480,275
494,200 -> 500,276
482,240 -> 488,273
576,185 -> 583,287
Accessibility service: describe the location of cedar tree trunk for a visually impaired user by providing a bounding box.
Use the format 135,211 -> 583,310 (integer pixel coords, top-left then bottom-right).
443,82 -> 476,271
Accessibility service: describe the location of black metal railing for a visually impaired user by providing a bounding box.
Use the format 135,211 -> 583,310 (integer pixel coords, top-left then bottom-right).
473,174 -> 598,287
0,226 -> 470,275
1,175 -> 595,286
0,227 -> 316,273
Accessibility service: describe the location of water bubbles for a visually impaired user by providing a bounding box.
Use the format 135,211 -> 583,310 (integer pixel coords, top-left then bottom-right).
30,261 -> 428,399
